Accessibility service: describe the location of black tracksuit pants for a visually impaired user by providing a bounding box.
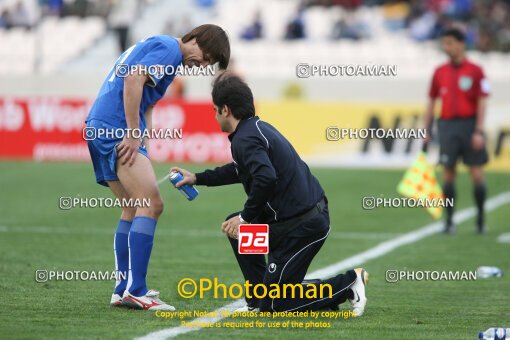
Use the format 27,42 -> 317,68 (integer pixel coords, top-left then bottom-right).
225,206 -> 357,312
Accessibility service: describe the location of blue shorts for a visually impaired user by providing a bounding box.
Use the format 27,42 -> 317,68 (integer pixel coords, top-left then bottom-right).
86,119 -> 148,187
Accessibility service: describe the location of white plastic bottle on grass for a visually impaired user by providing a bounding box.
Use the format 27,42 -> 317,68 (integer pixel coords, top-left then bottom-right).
478,328 -> 510,340
476,266 -> 504,278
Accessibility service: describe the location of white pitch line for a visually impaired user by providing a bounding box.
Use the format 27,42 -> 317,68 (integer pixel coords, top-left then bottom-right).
328,232 -> 402,240
497,233 -> 510,243
138,191 -> 510,340
0,225 -> 398,240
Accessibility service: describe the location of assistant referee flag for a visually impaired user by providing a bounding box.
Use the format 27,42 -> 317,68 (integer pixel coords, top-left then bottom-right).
397,151 -> 444,219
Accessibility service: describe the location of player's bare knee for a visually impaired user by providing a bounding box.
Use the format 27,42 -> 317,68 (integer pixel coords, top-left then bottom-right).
149,196 -> 164,218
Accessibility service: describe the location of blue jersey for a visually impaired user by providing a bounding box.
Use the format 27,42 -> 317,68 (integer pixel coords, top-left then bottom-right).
86,35 -> 182,130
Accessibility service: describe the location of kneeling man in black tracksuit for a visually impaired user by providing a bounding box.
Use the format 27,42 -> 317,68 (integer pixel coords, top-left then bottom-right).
172,75 -> 368,315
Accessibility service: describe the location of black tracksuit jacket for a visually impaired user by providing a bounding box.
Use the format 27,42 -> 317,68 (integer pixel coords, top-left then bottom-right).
195,116 -> 324,224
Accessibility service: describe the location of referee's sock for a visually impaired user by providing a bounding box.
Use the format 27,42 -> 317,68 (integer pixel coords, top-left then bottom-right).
474,184 -> 486,227
127,216 -> 157,297
113,219 -> 132,296
443,183 -> 455,225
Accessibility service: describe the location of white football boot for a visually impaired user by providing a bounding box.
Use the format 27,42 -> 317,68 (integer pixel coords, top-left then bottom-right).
349,268 -> 369,317
234,305 -> 260,313
122,289 -> 175,311
110,293 -> 123,307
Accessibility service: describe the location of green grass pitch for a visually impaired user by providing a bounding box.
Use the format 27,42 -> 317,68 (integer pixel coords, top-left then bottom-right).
0,161 -> 509,339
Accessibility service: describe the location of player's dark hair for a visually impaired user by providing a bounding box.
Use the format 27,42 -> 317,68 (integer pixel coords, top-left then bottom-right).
212,75 -> 255,120
182,24 -> 230,70
442,28 -> 465,42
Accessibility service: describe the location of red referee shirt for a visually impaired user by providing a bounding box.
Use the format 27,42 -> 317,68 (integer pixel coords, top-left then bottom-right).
429,58 -> 490,120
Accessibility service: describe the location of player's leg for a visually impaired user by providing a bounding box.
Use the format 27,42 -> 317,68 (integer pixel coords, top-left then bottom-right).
115,155 -> 173,310
224,212 -> 267,310
86,120 -> 137,306
106,180 -> 136,306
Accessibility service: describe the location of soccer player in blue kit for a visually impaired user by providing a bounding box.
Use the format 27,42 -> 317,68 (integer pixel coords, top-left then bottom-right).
85,24 -> 230,311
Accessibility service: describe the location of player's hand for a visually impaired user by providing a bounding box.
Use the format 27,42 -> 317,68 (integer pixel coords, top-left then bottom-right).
170,167 -> 197,187
117,137 -> 141,166
221,216 -> 243,239
471,132 -> 485,151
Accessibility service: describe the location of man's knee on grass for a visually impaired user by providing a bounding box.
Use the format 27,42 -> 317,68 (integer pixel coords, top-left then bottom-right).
259,296 -> 286,313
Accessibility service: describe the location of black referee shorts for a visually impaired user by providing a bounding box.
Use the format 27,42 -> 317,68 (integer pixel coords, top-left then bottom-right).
437,118 -> 488,168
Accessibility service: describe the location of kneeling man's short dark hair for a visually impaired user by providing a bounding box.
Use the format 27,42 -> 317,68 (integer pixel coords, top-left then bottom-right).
212,75 -> 255,120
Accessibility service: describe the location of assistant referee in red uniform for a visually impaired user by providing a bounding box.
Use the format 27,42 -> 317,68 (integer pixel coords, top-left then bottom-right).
423,28 -> 490,234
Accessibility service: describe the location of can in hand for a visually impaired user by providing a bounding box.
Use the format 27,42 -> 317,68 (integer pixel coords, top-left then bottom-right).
169,171 -> 199,201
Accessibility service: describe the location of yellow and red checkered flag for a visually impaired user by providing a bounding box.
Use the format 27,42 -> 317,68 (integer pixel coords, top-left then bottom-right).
397,151 -> 444,219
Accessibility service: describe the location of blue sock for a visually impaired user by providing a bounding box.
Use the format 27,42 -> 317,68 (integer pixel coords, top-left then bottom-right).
127,216 -> 157,297
113,219 -> 131,296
